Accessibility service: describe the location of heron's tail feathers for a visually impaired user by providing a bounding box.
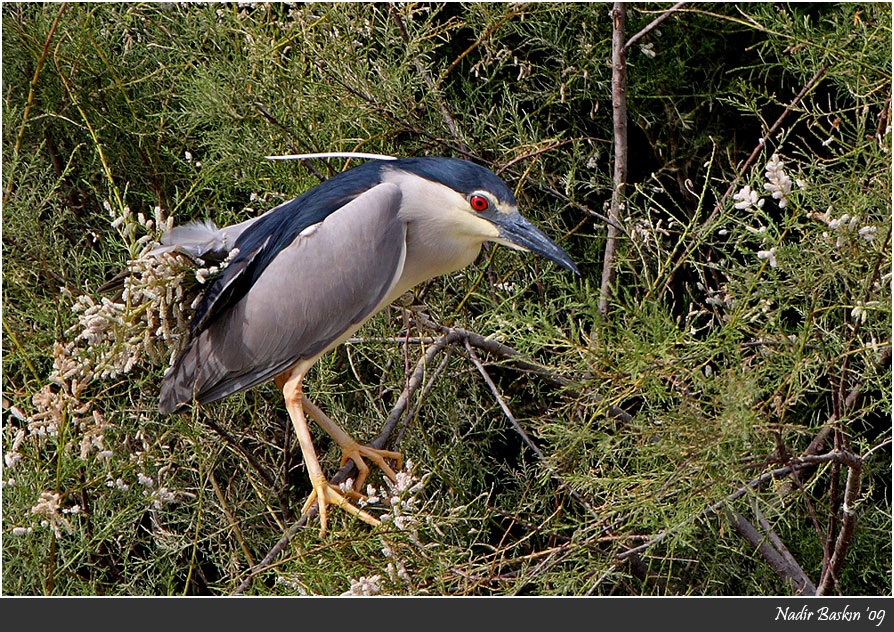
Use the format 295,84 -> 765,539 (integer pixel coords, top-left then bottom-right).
149,216 -> 259,262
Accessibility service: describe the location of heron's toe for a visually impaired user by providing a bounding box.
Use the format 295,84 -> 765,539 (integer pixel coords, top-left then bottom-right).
339,444 -> 403,489
301,476 -> 381,537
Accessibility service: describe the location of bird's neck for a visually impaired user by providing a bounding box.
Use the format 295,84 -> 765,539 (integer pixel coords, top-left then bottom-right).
393,215 -> 484,297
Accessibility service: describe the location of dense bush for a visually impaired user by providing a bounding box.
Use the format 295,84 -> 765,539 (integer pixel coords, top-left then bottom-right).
3,3 -> 890,595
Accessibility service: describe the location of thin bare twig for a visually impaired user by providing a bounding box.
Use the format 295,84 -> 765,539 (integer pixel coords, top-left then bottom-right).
464,341 -> 547,462
622,2 -> 686,54
465,340 -> 603,522
199,414 -> 277,489
210,472 -> 256,568
532,180 -> 626,233
253,102 -> 325,182
396,346 -> 454,447
599,3 -> 628,316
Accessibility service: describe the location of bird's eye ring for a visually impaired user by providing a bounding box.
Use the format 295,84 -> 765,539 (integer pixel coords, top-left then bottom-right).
469,195 -> 490,212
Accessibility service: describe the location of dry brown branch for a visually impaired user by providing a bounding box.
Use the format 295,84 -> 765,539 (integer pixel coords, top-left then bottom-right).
727,507 -> 816,595
754,504 -> 816,594
816,455 -> 864,595
598,3 -> 628,316
371,329 -> 464,450
411,313 -> 570,386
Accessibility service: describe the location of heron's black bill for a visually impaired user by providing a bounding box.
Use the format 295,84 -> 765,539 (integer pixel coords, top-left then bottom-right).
494,214 -> 579,274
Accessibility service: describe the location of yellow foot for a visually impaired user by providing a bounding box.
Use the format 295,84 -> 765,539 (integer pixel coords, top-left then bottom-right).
339,443 -> 403,491
301,477 -> 381,537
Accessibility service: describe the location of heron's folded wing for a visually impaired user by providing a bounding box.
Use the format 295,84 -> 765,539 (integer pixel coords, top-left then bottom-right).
188,165 -> 380,335
159,182 -> 406,413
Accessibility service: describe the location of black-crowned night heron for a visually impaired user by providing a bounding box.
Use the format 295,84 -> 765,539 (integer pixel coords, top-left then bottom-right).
156,156 -> 577,535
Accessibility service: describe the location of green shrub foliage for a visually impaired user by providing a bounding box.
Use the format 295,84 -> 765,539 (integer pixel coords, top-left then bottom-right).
3,3 -> 890,595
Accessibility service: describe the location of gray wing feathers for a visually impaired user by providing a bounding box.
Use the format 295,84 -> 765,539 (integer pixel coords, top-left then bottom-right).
159,183 -> 406,413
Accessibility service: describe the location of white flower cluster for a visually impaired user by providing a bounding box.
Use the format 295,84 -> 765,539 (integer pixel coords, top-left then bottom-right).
471,46 -> 532,83
358,459 -> 426,537
274,574 -> 309,595
764,153 -> 793,208
626,216 -> 670,253
732,184 -> 762,211
19,204 -> 199,485
9,202 -> 213,537
5,428 -> 26,471
729,153 -> 808,270
30,491 -> 73,537
733,152 -> 803,214
380,540 -> 412,587
105,475 -> 129,491
340,574 -> 383,596
27,343 -> 92,442
757,246 -> 778,268
702,283 -> 736,314
47,205 -> 199,399
809,209 -> 880,248
136,472 -> 177,510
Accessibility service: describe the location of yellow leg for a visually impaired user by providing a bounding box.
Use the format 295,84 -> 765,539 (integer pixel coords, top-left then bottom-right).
277,369 -> 380,536
301,395 -> 403,491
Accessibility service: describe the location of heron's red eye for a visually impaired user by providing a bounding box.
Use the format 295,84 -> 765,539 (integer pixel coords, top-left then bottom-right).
469,195 -> 489,212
